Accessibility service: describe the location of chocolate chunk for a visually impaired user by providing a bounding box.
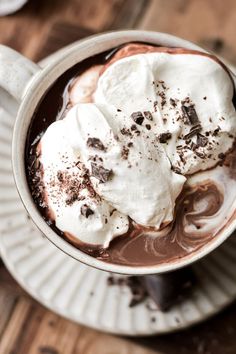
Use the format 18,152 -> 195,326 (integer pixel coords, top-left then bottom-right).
213,126 -> 221,136
131,124 -> 137,131
218,152 -> 225,159
131,111 -> 144,125
158,132 -> 172,143
144,111 -> 153,121
197,134 -> 208,147
91,162 -> 112,183
81,204 -> 94,218
145,124 -> 151,130
142,268 -> 196,312
120,127 -> 131,136
107,268 -> 196,312
181,104 -> 199,125
87,137 -> 106,151
127,142 -> 133,148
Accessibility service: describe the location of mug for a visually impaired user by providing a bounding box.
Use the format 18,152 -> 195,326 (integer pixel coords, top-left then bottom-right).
0,30 -> 235,275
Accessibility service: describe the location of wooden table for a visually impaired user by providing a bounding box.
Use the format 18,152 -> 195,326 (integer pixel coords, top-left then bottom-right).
1,1 -> 236,353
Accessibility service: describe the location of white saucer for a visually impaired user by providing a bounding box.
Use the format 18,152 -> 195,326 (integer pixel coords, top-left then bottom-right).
1,55 -> 236,336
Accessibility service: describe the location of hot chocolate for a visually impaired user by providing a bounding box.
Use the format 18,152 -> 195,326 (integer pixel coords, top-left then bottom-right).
26,43 -> 236,266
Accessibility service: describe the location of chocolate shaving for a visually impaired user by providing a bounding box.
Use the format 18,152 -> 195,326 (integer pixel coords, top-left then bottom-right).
131,124 -> 138,131
153,101 -> 158,112
131,111 -> 144,125
171,166 -> 181,174
170,98 -> 177,107
158,132 -> 172,143
121,146 -> 129,160
181,104 -> 200,125
87,137 -> 106,151
91,162 -> 112,183
66,194 -> 81,206
190,142 -> 197,151
57,171 -> 64,182
195,150 -> 205,159
143,111 -> 153,121
183,124 -> 202,140
81,204 -> 94,218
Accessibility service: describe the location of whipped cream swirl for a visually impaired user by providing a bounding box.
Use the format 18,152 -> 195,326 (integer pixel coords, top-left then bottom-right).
38,45 -> 236,247
95,51 -> 236,175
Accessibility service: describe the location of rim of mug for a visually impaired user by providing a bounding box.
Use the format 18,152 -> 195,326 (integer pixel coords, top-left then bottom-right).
12,30 -> 236,275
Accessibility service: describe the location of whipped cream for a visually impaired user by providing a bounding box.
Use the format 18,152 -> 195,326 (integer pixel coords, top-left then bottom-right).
38,45 -> 236,247
64,103 -> 185,228
95,52 -> 236,175
39,119 -> 129,247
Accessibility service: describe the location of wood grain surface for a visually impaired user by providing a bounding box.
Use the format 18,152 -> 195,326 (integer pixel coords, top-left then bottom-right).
1,0 -> 236,353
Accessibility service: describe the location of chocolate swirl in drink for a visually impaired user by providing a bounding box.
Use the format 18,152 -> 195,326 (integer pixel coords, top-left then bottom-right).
26,43 -> 236,266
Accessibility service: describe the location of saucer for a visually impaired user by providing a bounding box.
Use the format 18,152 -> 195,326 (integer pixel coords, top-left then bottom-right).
1,55 -> 236,336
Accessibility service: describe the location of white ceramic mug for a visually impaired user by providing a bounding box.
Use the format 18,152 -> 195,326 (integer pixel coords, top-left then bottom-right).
1,30 -> 235,275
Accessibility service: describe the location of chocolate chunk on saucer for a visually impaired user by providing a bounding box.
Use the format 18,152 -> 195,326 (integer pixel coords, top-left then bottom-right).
142,267 -> 196,311
107,268 -> 196,312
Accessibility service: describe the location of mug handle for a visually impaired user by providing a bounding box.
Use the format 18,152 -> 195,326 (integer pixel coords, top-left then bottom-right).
0,45 -> 40,103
